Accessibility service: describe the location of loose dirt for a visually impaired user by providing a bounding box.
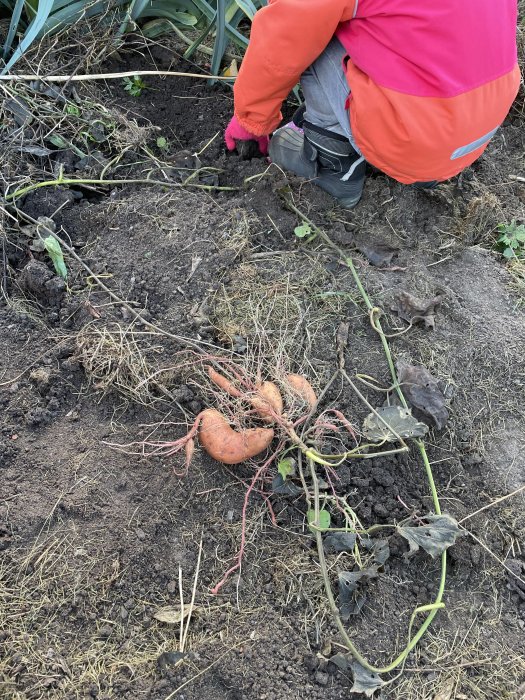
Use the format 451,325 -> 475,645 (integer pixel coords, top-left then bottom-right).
1,41 -> 525,700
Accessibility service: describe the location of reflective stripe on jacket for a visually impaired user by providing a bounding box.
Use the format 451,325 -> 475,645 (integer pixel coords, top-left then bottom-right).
233,0 -> 520,183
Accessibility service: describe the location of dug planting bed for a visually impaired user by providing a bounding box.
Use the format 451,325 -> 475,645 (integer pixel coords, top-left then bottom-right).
1,43 -> 525,700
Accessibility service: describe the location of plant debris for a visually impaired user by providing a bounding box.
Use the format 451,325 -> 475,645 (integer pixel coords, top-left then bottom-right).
323,532 -> 357,553
329,653 -> 385,696
271,474 -> 303,497
397,514 -> 461,559
153,604 -> 199,625
391,290 -> 443,329
356,241 -> 398,267
362,405 -> 428,442
397,362 -> 449,429
338,565 -> 379,620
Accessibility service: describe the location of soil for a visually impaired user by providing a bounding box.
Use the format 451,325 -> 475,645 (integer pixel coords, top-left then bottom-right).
1,41 -> 525,700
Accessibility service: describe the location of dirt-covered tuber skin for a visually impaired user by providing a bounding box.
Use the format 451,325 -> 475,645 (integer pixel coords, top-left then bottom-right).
251,381 -> 283,422
198,409 -> 274,465
207,366 -> 283,423
285,374 -> 317,408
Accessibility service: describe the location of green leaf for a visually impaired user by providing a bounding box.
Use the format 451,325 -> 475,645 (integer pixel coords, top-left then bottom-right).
156,136 -> 168,149
43,236 -> 67,279
397,513 -> 461,559
503,247 -> 515,259
3,0 -> 25,59
277,457 -> 296,480
294,223 -> 312,239
2,0 -> 54,74
307,508 -> 331,532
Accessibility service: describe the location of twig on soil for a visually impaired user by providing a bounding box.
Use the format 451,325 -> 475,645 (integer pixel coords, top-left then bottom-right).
459,524 -> 525,588
458,484 -> 525,523
181,533 -> 204,653
0,69 -> 233,83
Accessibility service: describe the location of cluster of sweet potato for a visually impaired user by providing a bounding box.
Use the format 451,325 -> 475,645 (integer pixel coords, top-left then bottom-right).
199,367 -> 316,464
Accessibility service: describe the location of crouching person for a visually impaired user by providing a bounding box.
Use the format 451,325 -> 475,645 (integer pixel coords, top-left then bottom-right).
225,0 -> 520,208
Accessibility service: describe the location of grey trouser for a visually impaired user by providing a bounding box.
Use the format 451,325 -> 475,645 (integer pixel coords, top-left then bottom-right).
301,38 -> 361,155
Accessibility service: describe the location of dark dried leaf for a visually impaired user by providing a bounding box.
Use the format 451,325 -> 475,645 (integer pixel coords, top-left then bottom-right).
323,532 -> 357,554
339,566 -> 379,620
397,362 -> 449,430
157,651 -> 187,671
329,652 -> 350,672
363,405 -> 428,442
372,539 -> 390,566
19,145 -> 53,157
398,514 -> 461,559
271,474 -> 302,497
350,660 -> 385,696
392,291 -> 443,329
356,241 -> 398,267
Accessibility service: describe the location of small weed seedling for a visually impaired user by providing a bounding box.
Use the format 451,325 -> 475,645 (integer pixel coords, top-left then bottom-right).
156,136 -> 170,152
496,220 -> 525,259
122,75 -> 147,97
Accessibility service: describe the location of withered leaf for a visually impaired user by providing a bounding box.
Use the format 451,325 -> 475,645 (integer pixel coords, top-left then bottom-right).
356,241 -> 398,267
330,653 -> 385,696
397,362 -> 449,430
363,405 -> 428,442
271,474 -> 303,497
398,514 -> 461,559
157,651 -> 188,671
350,660 -> 385,697
153,604 -> 199,625
323,532 -> 357,554
339,566 -> 379,620
392,291 -> 443,329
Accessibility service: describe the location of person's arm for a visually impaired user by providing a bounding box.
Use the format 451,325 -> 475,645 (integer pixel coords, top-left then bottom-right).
233,0 -> 357,136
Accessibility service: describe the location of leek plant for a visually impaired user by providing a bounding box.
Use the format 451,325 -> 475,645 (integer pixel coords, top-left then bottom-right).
0,0 -> 266,76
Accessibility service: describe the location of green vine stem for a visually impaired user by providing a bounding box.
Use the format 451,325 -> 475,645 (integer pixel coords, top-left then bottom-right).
5,176 -> 237,202
285,201 -> 448,675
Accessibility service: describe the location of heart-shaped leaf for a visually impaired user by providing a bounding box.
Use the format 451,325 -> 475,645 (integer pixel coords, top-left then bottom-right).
363,405 -> 428,442
398,514 -> 461,559
307,508 -> 331,532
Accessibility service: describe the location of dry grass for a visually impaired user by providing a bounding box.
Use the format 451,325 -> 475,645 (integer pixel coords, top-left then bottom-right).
0,522 -> 218,700
508,259 -> 525,307
76,322 -> 181,406
210,246 -> 362,367
391,621 -> 525,700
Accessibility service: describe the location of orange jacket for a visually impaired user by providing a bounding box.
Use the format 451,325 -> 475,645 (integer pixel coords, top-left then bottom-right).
233,0 -> 520,183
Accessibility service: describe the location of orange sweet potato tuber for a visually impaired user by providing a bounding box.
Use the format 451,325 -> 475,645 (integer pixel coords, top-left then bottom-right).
198,409 -> 274,464
251,381 -> 283,422
285,374 -> 317,409
207,366 -> 242,398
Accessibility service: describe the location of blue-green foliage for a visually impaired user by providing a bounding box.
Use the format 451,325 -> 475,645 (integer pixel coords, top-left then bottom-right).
1,0 -> 266,76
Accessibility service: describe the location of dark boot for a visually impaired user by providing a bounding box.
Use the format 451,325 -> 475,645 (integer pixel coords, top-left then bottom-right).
269,118 -> 366,208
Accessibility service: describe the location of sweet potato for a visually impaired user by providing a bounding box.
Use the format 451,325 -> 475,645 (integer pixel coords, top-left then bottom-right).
251,381 -> 283,422
207,366 -> 242,398
198,409 -> 274,464
285,374 -> 317,409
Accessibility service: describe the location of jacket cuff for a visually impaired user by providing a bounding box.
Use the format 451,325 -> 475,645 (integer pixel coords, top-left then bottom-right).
235,112 -> 282,137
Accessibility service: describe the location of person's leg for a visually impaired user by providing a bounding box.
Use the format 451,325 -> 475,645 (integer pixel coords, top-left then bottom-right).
301,38 -> 359,150
269,39 -> 366,208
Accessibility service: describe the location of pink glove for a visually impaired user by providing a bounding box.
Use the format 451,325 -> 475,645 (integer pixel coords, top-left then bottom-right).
224,116 -> 269,156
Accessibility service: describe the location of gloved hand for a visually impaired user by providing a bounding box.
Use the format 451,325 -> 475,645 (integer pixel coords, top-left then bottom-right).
224,116 -> 269,156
